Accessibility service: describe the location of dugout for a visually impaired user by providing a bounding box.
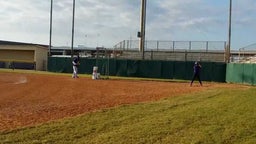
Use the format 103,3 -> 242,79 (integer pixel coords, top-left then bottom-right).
0,40 -> 48,71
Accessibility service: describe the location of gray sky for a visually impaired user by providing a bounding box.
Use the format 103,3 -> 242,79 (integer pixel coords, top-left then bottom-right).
0,0 -> 256,49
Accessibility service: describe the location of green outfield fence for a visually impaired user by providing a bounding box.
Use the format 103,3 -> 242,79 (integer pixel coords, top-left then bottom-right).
48,57 -> 226,82
226,63 -> 256,85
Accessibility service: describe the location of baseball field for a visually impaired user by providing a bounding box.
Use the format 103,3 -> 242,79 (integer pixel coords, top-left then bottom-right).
0,69 -> 256,143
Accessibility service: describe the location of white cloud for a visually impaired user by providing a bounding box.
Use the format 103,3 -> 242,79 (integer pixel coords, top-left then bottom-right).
0,0 -> 256,49
0,1 -> 50,43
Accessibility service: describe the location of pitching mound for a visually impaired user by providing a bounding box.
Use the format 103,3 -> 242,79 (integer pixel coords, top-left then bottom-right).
0,72 -> 232,131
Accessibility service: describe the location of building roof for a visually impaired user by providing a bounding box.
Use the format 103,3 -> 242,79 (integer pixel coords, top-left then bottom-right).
0,40 -> 48,48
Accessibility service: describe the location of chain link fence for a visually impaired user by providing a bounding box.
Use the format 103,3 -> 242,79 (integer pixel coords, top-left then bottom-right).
235,43 -> 256,63
113,40 -> 226,62
114,40 -> 226,51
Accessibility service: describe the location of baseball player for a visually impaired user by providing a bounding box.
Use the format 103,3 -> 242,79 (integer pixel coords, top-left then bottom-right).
190,61 -> 203,86
72,55 -> 80,78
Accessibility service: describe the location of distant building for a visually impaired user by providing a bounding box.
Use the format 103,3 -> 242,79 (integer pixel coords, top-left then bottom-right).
0,40 -> 48,71
51,46 -> 116,58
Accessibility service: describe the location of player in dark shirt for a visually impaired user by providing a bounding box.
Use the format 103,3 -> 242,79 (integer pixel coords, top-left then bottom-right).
190,61 -> 202,86
72,55 -> 80,78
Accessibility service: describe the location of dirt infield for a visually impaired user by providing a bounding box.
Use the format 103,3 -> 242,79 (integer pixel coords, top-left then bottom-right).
0,72 -> 233,131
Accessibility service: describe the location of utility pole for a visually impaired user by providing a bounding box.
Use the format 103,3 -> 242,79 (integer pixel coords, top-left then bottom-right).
49,0 -> 53,56
140,0 -> 147,59
226,0 -> 232,63
71,0 -> 76,58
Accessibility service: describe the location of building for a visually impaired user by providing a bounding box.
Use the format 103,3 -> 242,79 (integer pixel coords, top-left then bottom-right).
0,40 -> 48,71
51,46 -> 115,58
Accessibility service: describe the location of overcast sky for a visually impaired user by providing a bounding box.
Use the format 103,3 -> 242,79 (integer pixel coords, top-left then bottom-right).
0,0 -> 256,50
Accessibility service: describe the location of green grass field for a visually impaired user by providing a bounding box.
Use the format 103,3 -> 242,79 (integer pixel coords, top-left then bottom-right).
1,83 -> 256,144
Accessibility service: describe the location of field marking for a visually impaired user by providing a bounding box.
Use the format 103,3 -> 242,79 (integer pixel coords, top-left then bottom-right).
14,76 -> 27,84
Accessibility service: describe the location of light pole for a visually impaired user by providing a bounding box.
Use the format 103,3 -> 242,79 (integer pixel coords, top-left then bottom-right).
71,0 -> 76,58
140,0 -> 147,59
49,0 -> 53,56
226,0 -> 232,63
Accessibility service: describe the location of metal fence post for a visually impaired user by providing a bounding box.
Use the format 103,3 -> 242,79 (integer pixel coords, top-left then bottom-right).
151,50 -> 153,60
123,40 -> 126,50
157,41 -> 159,51
185,50 -> 187,61
189,41 -> 192,51
206,41 -> 209,52
127,40 -> 129,50
173,41 -> 175,52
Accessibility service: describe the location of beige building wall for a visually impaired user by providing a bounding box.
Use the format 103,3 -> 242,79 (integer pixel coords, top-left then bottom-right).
35,46 -> 48,71
0,44 -> 48,71
0,45 -> 35,51
0,50 -> 34,61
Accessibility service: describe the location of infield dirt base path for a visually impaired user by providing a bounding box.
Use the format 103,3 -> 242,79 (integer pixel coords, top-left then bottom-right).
0,72 -> 233,131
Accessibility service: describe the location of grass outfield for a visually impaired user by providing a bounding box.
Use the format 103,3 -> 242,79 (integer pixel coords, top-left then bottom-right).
1,86 -> 256,143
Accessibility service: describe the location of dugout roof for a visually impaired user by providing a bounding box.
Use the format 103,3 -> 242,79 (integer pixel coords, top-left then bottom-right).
0,40 -> 48,48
